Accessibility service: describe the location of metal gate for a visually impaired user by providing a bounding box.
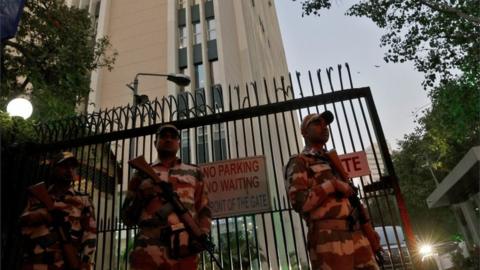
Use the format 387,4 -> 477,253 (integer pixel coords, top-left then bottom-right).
2,64 -> 415,269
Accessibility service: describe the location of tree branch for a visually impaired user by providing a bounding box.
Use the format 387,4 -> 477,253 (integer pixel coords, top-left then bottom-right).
419,0 -> 480,25
3,40 -> 32,59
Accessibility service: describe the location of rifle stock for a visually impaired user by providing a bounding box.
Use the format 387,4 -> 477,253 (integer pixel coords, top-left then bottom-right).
28,182 -> 82,270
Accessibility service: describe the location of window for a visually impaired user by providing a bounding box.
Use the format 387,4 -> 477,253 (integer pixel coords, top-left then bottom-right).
179,26 -> 187,48
178,0 -> 185,9
196,127 -> 209,163
195,88 -> 206,115
207,19 -> 216,40
181,130 -> 190,163
209,60 -> 219,85
177,91 -> 189,119
212,84 -> 223,112
193,22 -> 202,44
194,64 -> 205,89
213,123 -> 226,161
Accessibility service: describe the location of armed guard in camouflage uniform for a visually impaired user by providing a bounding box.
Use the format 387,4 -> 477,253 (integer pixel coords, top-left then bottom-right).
20,152 -> 97,270
121,124 -> 212,270
285,111 -> 380,270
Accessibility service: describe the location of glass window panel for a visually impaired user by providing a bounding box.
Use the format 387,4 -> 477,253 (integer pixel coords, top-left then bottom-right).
213,123 -> 226,161
194,64 -> 205,89
181,129 -> 190,163
179,26 -> 187,48
196,127 -> 209,163
207,19 -> 216,40
193,23 -> 202,44
195,89 -> 206,115
210,60 -> 219,85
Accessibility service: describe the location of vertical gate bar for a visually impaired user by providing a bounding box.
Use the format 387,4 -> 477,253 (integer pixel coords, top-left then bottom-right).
364,93 -> 415,266
248,85 -> 263,270
109,139 -> 120,270
279,76 -> 301,270
269,202 -> 281,269
253,87 -> 272,270
84,144 -> 92,193
234,217 -> 242,270
288,72 -> 312,270
355,97 -> 397,267
242,216 -> 252,269
315,69 -> 338,151
91,142 -> 100,264
261,213 -> 271,269
215,218 -> 222,269
125,116 -> 134,268
326,67 -> 347,153
117,137 -> 127,269
263,81 -> 282,209
99,142 -> 107,270
226,218 -> 233,270
260,81 -> 286,268
336,65 -> 357,151
272,77 -> 292,269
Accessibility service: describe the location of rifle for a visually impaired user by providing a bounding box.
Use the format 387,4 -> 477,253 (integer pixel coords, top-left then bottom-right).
325,150 -> 385,266
128,156 -> 223,269
28,182 -> 82,270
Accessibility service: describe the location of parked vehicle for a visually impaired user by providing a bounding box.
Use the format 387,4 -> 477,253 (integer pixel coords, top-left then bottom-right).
375,225 -> 413,269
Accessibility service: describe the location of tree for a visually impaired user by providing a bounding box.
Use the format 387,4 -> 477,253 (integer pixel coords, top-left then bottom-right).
1,0 -> 117,121
294,0 -> 479,87
392,77 -> 479,240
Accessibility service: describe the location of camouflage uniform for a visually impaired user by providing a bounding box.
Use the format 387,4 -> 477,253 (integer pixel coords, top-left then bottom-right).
285,147 -> 379,270
121,158 -> 212,270
20,187 -> 97,270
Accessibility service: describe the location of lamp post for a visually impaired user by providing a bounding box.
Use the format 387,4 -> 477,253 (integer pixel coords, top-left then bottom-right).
126,73 -> 191,106
6,97 -> 33,119
125,73 -> 191,160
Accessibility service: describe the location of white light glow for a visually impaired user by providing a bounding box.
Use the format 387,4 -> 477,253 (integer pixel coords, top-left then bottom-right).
6,97 -> 33,119
419,244 -> 433,255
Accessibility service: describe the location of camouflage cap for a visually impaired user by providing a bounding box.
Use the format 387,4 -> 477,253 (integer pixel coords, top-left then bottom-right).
52,151 -> 79,166
156,124 -> 180,138
301,110 -> 334,131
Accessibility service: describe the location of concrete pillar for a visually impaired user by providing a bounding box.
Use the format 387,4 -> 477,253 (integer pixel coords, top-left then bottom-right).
460,200 -> 480,246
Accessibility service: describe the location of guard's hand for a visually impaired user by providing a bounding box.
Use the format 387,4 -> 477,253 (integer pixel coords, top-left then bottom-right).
374,248 -> 385,266
331,179 -> 355,197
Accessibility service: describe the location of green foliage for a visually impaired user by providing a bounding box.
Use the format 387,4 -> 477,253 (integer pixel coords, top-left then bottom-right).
0,110 -> 37,147
1,0 -> 117,121
392,77 -> 479,240
294,0 -> 480,87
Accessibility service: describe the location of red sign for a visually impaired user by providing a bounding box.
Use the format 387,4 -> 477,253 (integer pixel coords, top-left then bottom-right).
339,151 -> 371,178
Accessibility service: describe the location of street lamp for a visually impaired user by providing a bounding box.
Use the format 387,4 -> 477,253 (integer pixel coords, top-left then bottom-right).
6,97 -> 33,119
126,73 -> 191,105
125,73 -> 191,160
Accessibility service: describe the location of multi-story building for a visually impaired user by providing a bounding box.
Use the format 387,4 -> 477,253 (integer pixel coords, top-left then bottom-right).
66,0 -> 288,112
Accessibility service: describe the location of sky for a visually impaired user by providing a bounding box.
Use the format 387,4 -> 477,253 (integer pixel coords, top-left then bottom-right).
275,1 -> 430,149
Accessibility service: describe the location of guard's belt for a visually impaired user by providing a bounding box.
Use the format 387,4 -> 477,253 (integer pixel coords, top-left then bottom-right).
310,219 -> 361,231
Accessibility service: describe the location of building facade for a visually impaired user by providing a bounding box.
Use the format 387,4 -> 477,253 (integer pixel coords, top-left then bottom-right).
66,0 -> 288,112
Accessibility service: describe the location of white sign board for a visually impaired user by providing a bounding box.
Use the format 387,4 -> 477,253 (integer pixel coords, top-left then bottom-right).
200,156 -> 271,218
339,151 -> 371,178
